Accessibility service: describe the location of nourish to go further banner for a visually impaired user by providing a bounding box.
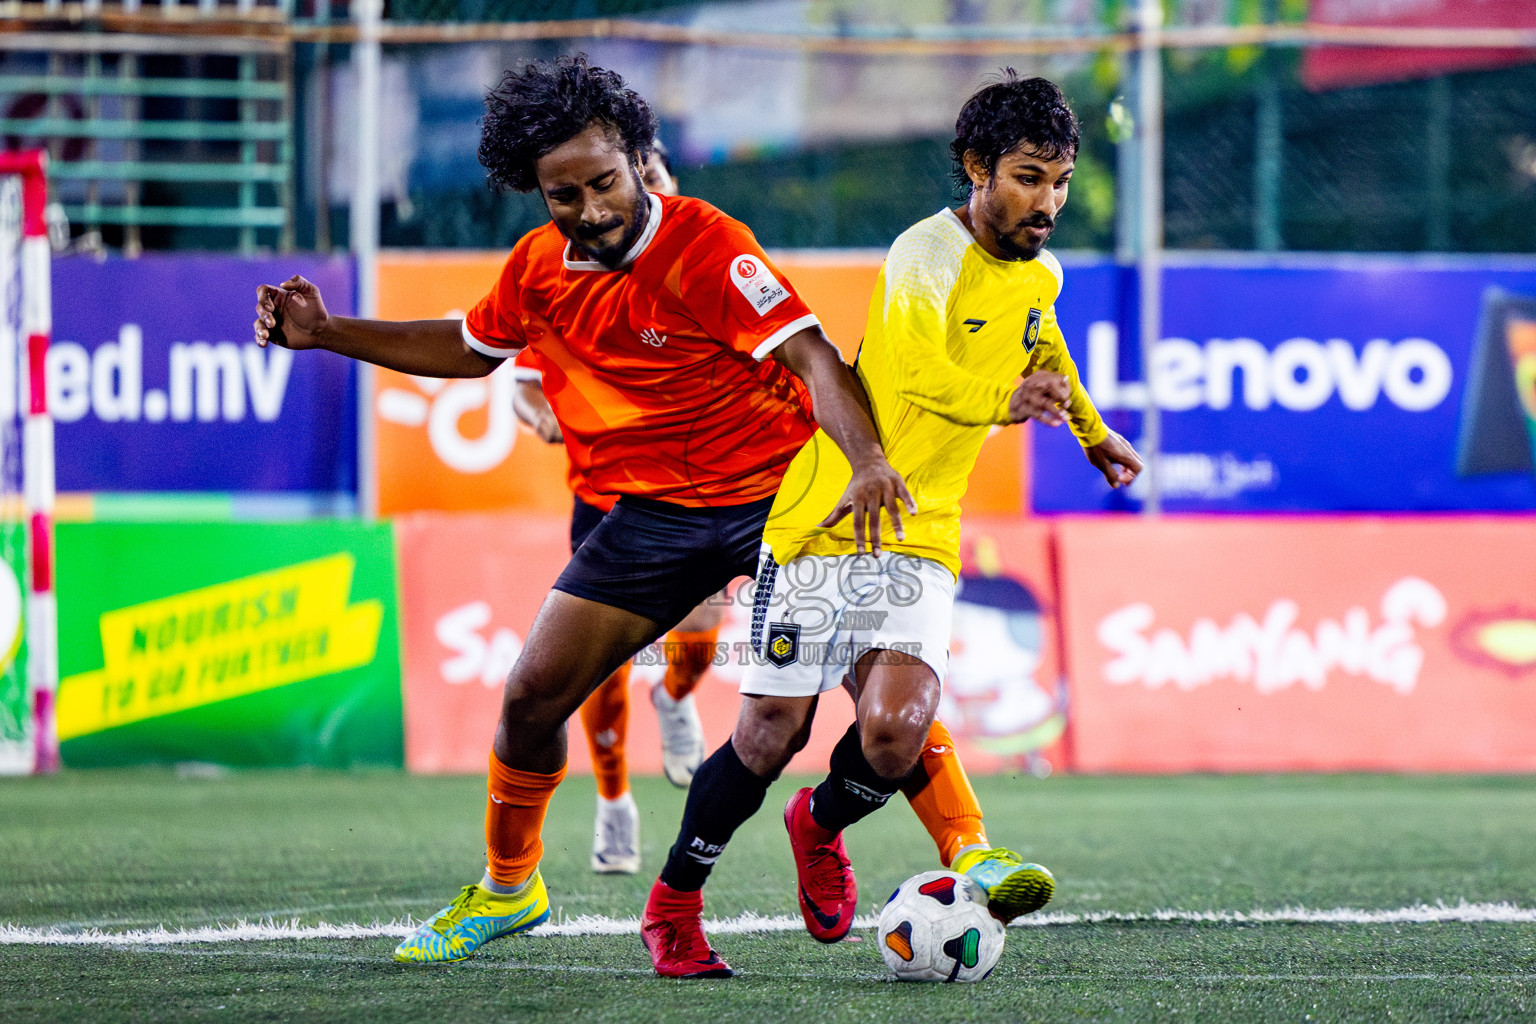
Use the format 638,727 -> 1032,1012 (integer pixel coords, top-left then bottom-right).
1056,517 -> 1536,773
55,521 -> 403,768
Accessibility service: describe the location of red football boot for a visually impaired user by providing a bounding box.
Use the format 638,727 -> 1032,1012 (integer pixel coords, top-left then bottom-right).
784,787 -> 857,943
640,878 -> 734,979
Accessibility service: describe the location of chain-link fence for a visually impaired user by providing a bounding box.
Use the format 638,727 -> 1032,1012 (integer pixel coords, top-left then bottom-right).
335,42 -> 1535,254
6,0 -> 1534,253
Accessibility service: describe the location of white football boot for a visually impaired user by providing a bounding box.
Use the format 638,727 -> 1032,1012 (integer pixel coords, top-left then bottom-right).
650,683 -> 706,788
591,791 -> 641,874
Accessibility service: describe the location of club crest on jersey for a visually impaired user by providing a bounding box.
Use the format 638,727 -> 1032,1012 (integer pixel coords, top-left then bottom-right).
765,622 -> 801,668
730,254 -> 791,316
1023,308 -> 1043,352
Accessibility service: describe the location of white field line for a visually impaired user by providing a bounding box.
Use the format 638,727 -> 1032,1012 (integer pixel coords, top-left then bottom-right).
3,901 -> 1536,947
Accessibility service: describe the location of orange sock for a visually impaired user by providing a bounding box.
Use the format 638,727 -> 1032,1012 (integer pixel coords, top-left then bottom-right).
485,751 -> 567,887
578,663 -> 631,800
901,720 -> 988,867
662,628 -> 719,700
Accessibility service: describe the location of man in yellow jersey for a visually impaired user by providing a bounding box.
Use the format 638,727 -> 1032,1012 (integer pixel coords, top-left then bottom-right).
644,72 -> 1142,974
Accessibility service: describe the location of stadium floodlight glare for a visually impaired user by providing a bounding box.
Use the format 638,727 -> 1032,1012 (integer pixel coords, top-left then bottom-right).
0,149 -> 58,776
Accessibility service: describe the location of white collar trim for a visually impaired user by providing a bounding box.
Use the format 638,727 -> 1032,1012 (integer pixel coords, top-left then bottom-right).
562,192 -> 664,272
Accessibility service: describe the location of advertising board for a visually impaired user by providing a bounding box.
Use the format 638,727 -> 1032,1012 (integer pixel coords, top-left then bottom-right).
55,521 -> 402,767
51,256 -> 358,496
1057,516 -> 1536,772
396,512 -> 1064,777
1036,258 -> 1536,513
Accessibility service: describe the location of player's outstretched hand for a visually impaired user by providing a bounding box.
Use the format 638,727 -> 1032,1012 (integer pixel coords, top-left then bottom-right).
818,457 -> 917,557
1008,371 -> 1071,426
254,274 -> 330,350
1085,430 -> 1143,489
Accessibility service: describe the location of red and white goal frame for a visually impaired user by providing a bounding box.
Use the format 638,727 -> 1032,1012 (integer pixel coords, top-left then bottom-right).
0,150 -> 57,775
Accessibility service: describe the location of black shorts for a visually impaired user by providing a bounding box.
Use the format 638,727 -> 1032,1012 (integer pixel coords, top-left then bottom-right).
570,496 -> 609,554
553,494 -> 773,628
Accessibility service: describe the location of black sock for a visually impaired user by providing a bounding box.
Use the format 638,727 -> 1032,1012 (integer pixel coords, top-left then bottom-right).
808,724 -> 904,833
659,739 -> 773,892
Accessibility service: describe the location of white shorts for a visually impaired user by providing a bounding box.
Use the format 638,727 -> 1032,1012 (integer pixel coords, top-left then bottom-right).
740,548 -> 955,698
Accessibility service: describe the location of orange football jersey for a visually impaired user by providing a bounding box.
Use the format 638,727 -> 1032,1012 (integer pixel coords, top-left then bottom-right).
467,194 -> 819,506
511,346 -> 616,512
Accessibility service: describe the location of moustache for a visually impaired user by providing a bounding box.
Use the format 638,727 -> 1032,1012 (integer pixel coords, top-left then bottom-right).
576,217 -> 625,240
1017,215 -> 1054,232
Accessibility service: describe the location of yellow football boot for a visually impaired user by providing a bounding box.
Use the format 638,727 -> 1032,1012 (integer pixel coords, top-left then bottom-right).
954,848 -> 1055,923
393,871 -> 551,963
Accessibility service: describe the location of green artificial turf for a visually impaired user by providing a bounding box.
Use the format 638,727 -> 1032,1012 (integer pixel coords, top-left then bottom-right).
2,770 -> 1535,1022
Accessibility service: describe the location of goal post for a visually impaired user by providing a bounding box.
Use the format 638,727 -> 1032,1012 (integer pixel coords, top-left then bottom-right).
0,150 -> 57,776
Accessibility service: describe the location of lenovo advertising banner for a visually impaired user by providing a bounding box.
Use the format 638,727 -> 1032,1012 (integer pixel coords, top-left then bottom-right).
395,512 -> 1064,777
54,521 -> 403,768
1057,516 -> 1536,773
1035,258 -> 1536,513
50,256 -> 357,495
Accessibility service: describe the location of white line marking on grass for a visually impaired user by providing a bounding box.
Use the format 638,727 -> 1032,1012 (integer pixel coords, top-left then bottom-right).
4,901 -> 1535,946
1015,903 -> 1536,927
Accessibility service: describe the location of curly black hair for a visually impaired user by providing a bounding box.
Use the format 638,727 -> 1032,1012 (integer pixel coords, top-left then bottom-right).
950,71 -> 1080,193
478,54 -> 658,194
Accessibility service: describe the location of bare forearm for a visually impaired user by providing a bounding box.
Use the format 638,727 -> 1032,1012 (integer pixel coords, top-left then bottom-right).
777,331 -> 884,469
318,316 -> 500,378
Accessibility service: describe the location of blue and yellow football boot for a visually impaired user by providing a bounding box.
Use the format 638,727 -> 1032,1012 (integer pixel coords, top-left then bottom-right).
954,848 -> 1055,923
393,871 -> 551,963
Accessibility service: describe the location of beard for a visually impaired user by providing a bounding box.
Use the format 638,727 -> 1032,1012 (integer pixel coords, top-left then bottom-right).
571,169 -> 651,269
989,211 -> 1055,262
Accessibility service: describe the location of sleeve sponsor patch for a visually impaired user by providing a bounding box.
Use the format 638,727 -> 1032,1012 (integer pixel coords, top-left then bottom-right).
729,254 -> 791,316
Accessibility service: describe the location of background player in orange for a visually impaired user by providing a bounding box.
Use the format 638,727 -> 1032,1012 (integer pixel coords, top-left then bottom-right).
254,55 -> 913,970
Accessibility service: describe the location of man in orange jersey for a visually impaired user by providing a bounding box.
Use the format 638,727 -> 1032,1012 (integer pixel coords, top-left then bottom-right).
508,142 -> 718,877
255,55 -> 912,969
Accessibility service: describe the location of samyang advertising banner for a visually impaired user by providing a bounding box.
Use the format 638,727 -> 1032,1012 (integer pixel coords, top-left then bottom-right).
1035,257 -> 1536,513
50,256 -> 358,495
1057,516 -> 1536,773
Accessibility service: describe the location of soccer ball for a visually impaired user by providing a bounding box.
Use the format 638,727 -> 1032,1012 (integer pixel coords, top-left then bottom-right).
876,870 -> 1005,982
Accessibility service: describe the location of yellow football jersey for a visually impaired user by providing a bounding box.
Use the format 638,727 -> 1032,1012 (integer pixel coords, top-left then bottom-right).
765,208 -> 1108,577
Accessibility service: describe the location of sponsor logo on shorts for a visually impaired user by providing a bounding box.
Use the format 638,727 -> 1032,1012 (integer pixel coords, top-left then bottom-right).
766,622 -> 801,668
